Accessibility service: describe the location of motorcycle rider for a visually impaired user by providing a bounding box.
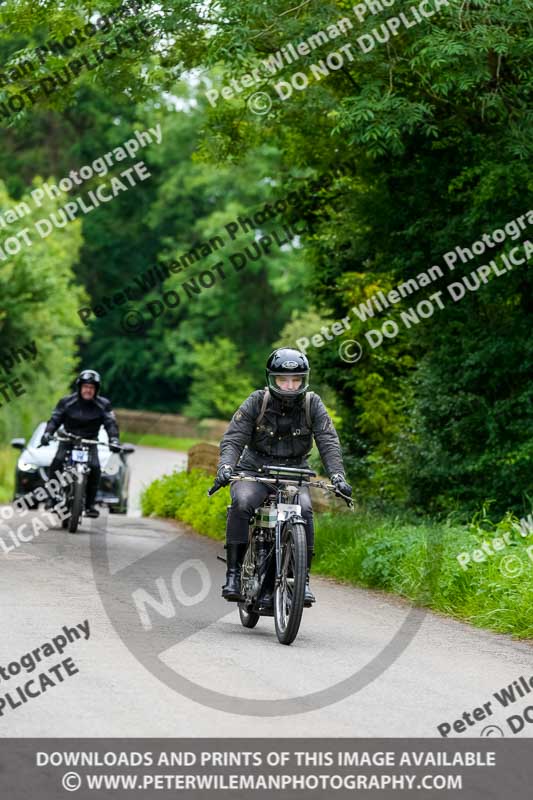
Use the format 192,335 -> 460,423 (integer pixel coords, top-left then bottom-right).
40,369 -> 121,518
216,348 -> 352,609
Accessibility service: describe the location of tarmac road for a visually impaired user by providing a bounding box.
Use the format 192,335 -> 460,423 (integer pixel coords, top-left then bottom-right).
1,445 -> 532,737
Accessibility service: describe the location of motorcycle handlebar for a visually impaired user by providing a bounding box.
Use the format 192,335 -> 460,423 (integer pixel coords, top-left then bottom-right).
54,434 -> 100,446
48,433 -> 127,451
207,473 -> 355,509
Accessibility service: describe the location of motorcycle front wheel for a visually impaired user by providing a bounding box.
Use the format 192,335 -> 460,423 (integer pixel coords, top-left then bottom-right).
61,482 -> 73,529
274,521 -> 306,645
68,473 -> 86,533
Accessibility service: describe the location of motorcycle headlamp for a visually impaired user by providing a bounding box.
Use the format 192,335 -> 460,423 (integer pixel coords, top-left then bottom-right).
18,461 -> 38,473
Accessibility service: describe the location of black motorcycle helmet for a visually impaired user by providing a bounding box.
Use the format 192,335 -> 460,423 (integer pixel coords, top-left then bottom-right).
266,348 -> 310,401
76,369 -> 101,397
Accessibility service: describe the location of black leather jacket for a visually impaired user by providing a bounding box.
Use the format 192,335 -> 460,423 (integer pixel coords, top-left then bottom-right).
44,393 -> 119,440
218,389 -> 345,477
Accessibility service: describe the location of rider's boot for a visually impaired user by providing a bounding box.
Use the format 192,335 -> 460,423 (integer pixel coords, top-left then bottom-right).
304,548 -> 316,607
222,542 -> 247,601
84,479 -> 100,518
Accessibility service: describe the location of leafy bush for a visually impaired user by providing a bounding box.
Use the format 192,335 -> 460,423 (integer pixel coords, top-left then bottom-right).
0,446 -> 17,504
183,339 -> 255,419
142,469 -> 230,540
0,180 -> 87,444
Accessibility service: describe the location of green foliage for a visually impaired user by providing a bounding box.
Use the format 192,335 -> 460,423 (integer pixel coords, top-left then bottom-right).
313,509 -> 533,638
78,109 -> 313,412
183,338 -> 255,418
141,468 -> 229,540
0,445 -> 17,503
271,308 -> 324,351
0,180 -> 87,442
162,0 -> 533,516
0,0 -> 530,519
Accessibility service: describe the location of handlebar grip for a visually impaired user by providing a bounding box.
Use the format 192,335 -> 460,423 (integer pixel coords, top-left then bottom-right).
333,487 -> 353,507
341,495 -> 354,510
208,470 -> 238,495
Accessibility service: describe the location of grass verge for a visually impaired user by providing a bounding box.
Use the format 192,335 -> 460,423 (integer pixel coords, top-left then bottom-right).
121,431 -> 205,451
0,445 -> 18,504
142,469 -> 533,638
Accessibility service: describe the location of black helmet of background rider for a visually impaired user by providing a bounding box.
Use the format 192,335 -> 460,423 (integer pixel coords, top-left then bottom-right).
75,369 -> 101,398
265,348 -> 310,404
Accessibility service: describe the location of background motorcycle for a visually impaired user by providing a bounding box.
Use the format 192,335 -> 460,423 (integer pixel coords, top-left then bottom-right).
44,432 -> 129,533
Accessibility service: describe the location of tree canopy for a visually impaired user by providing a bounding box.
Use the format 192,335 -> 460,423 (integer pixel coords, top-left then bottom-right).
0,0 -> 531,516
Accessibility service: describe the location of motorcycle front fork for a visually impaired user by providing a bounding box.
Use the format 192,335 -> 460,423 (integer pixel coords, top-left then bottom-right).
274,514 -> 306,588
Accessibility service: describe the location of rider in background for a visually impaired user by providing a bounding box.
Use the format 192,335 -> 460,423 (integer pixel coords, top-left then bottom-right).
40,369 -> 121,518
216,348 -> 352,609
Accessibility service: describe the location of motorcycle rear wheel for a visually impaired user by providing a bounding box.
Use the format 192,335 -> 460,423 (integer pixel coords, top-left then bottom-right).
238,604 -> 260,628
238,543 -> 260,628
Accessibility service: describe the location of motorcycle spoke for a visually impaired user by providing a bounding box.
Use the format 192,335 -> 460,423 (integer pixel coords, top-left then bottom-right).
274,522 -> 307,645
278,540 -> 298,629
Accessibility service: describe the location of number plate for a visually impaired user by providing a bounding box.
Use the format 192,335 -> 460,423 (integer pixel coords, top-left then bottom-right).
71,449 -> 88,463
277,503 -> 301,521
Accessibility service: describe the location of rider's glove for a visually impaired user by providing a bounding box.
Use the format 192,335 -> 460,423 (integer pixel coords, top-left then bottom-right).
216,464 -> 233,487
109,438 -> 121,453
39,432 -> 51,447
331,473 -> 352,498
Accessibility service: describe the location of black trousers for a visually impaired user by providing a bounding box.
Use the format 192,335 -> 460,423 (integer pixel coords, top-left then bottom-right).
226,479 -> 314,549
49,442 -> 101,507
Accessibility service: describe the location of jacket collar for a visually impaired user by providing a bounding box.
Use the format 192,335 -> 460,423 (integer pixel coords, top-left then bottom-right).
269,391 -> 305,414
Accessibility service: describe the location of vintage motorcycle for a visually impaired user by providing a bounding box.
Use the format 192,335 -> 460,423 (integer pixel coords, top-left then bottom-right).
46,432 -> 128,533
209,465 -> 353,645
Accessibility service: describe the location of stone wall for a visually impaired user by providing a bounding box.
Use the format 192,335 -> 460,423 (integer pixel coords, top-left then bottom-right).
115,409 -> 228,441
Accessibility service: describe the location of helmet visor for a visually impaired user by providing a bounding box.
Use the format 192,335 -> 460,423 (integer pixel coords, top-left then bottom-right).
267,372 -> 309,397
